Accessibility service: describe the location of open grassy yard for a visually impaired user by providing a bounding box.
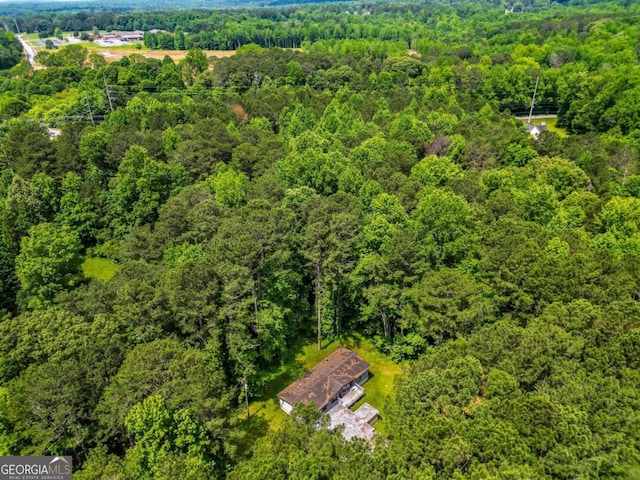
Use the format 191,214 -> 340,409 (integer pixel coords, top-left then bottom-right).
529,116 -> 567,137
82,257 -> 120,282
242,334 -> 402,434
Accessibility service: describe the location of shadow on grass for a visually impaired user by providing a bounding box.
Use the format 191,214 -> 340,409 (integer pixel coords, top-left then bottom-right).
254,335 -> 329,402
260,364 -> 303,400
256,334 -> 381,409
230,413 -> 270,460
336,333 -> 364,350
234,338 -> 317,452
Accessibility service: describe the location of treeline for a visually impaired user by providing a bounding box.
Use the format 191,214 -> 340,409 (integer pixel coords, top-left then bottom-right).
0,1 -> 639,478
9,1 -> 639,51
3,5 -> 640,130
0,0 -> 246,18
0,33 -> 22,71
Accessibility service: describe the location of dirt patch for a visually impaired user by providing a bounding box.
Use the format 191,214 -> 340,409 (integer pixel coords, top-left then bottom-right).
231,104 -> 249,123
99,49 -> 235,63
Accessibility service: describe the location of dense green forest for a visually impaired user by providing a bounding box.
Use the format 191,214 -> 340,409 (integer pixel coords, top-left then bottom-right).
0,0 -> 246,18
0,32 -> 22,71
1,0 -> 640,478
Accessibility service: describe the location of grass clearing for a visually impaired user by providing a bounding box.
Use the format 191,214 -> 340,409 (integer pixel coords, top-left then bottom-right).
94,48 -> 235,63
82,257 -> 120,282
80,42 -> 144,52
242,334 -> 402,435
530,116 -> 567,137
21,34 -> 234,64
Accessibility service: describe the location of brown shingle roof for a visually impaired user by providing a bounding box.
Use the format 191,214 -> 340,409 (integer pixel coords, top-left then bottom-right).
278,348 -> 369,410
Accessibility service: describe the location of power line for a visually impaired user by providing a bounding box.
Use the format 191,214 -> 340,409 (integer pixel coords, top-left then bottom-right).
0,115 -> 106,123
0,75 -> 561,129
105,79 -> 114,112
528,75 -> 539,122
84,92 -> 95,125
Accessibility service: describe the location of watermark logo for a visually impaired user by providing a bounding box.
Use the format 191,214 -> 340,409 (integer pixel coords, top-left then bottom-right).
0,456 -> 72,480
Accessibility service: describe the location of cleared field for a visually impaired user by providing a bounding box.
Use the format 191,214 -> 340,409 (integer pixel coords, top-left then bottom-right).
21,36 -> 235,64
517,115 -> 568,137
82,257 -> 120,282
97,48 -> 235,62
529,116 -> 568,137
241,334 -> 402,434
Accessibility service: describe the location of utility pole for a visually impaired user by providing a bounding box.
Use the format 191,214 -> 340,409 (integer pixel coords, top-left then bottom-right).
13,19 -> 20,35
104,79 -> 114,112
84,92 -> 95,125
528,75 -> 539,123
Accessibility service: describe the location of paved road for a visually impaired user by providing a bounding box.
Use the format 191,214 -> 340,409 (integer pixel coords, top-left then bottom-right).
515,114 -> 558,120
17,34 -> 38,66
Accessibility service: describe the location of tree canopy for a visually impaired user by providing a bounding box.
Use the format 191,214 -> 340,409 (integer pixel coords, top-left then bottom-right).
0,0 -> 639,478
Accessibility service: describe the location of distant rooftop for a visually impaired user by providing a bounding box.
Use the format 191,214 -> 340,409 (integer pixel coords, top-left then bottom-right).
47,128 -> 62,139
524,122 -> 548,132
278,348 -> 369,410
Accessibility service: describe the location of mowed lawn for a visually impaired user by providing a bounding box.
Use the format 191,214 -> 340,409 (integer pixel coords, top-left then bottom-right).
529,116 -> 568,137
245,334 -> 402,433
82,257 -> 120,282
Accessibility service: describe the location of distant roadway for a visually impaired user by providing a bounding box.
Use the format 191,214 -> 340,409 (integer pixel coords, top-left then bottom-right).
515,114 -> 558,120
17,34 -> 38,66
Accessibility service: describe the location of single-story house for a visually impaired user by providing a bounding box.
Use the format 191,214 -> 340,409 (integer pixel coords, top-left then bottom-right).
278,348 -> 370,414
100,33 -> 120,42
524,121 -> 548,139
117,31 -> 144,42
